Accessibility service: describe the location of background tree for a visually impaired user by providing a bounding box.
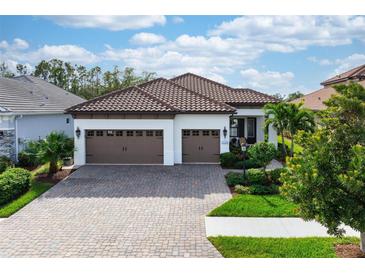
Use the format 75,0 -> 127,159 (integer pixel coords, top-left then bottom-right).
0,62 -> 14,78
280,82 -> 365,252
287,91 -> 304,101
26,131 -> 74,176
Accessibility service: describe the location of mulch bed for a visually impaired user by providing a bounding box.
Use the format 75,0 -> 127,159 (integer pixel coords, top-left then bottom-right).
36,168 -> 76,184
335,244 -> 365,258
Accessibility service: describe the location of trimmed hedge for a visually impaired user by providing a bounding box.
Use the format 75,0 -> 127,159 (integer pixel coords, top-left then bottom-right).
225,172 -> 246,187
247,169 -> 266,185
220,152 -> 262,169
248,184 -> 279,195
0,168 -> 32,206
268,168 -> 285,185
0,156 -> 12,173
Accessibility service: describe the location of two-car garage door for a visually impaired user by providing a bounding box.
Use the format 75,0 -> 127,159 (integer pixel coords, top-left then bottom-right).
85,129 -> 220,164
85,130 -> 163,164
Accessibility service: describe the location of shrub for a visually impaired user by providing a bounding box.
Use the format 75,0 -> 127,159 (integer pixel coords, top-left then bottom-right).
234,185 -> 250,194
225,172 -> 247,187
220,152 -> 239,168
268,168 -> 285,185
247,168 -> 267,185
233,159 -> 262,170
247,142 -> 277,172
17,151 -> 39,167
0,168 -> 32,205
0,156 -> 12,173
248,184 -> 279,195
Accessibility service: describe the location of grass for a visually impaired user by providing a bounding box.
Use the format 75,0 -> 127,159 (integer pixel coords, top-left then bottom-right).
208,236 -> 359,258
0,162 -> 57,218
278,136 -> 303,154
208,194 -> 299,217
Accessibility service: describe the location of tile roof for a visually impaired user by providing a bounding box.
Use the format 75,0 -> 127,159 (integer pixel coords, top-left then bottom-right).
66,78 -> 235,114
0,75 -> 85,114
321,64 -> 365,86
291,80 -> 365,111
67,73 -> 278,114
171,73 -> 279,105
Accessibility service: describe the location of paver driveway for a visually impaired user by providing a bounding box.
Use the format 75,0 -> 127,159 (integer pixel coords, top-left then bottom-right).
0,165 -> 231,257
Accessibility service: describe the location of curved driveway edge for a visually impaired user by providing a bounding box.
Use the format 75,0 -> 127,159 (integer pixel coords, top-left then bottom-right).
0,165 -> 231,257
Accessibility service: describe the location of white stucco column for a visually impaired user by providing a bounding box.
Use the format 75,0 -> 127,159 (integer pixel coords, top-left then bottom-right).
267,117 -> 278,148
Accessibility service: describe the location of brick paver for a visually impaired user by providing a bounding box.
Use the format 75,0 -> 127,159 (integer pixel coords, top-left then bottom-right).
0,165 -> 231,257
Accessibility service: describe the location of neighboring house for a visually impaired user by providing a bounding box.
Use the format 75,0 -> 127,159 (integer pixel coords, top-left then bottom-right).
291,64 -> 365,111
0,75 -> 85,161
66,73 -> 278,166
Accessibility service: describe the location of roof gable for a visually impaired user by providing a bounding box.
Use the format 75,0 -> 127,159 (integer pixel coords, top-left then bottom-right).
321,64 -> 365,86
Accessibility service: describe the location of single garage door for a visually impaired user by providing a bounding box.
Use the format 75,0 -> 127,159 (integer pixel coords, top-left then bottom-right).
182,129 -> 220,163
85,130 -> 163,164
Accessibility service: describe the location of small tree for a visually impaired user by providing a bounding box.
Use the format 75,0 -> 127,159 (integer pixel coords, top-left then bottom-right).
26,131 -> 74,176
281,82 -> 365,252
247,142 -> 277,177
264,102 -> 289,159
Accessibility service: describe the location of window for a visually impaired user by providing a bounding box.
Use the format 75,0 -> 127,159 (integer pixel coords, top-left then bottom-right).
247,118 -> 256,138
127,131 -> 134,136
87,131 -> 94,137
66,118 -> 70,124
155,130 -> 163,137
146,131 -> 154,136
107,130 -> 114,136
202,130 -> 210,136
96,130 -> 103,136
230,118 -> 238,137
211,130 -> 219,136
182,130 -> 190,136
135,130 -> 143,137
116,130 -> 123,136
192,130 -> 199,136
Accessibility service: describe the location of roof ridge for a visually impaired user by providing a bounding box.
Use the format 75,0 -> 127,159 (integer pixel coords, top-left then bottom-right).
133,85 -> 180,112
171,72 -> 236,92
235,88 -> 280,102
321,64 -> 365,85
164,78 -> 236,111
65,86 -> 135,112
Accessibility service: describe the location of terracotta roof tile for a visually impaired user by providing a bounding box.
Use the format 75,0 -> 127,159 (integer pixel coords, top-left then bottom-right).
321,64 -> 365,86
171,73 -> 279,105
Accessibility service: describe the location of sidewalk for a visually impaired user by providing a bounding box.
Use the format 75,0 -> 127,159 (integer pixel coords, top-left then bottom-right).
205,217 -> 359,237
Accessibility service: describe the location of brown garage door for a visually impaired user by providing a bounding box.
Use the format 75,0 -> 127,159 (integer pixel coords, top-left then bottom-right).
85,130 -> 163,164
182,129 -> 220,163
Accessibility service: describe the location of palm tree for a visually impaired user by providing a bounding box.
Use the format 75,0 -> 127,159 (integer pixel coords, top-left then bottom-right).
264,102 -> 289,159
286,102 -> 315,156
26,131 -> 74,176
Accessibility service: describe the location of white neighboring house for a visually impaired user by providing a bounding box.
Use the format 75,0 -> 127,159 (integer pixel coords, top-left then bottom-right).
0,75 -> 85,161
66,73 -> 278,166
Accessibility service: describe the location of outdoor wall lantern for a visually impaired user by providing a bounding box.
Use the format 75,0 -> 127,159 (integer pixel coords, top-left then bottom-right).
75,127 -> 81,139
223,126 -> 227,138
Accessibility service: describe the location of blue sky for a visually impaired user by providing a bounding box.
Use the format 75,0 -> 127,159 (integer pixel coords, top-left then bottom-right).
0,15 -> 364,95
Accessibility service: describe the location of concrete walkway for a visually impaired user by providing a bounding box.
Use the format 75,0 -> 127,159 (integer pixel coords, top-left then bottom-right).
205,217 -> 359,237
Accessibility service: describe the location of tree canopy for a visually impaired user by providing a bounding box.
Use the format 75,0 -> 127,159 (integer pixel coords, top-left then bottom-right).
280,82 -> 365,251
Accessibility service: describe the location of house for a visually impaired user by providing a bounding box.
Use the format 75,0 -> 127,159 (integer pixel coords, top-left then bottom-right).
66,73 -> 279,166
291,64 -> 365,111
0,75 -> 85,161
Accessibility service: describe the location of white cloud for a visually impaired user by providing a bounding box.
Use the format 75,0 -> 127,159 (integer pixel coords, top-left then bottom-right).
172,16 -> 184,24
332,53 -> 365,75
129,32 -> 166,45
48,16 -> 166,31
13,38 -> 29,50
240,68 -> 295,93
307,56 -> 333,66
209,16 -> 365,53
0,40 -> 9,49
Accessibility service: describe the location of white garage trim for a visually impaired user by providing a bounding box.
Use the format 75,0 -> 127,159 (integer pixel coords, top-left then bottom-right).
73,119 -> 174,166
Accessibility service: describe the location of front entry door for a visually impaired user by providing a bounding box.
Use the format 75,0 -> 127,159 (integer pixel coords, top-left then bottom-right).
246,118 -> 257,144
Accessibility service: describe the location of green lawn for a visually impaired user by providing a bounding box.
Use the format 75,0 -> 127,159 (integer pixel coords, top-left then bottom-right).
208,236 -> 359,258
208,194 -> 299,217
0,163 -> 55,218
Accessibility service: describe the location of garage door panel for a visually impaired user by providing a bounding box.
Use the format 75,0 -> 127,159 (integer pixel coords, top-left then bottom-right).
86,130 -> 163,164
182,129 -> 220,163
